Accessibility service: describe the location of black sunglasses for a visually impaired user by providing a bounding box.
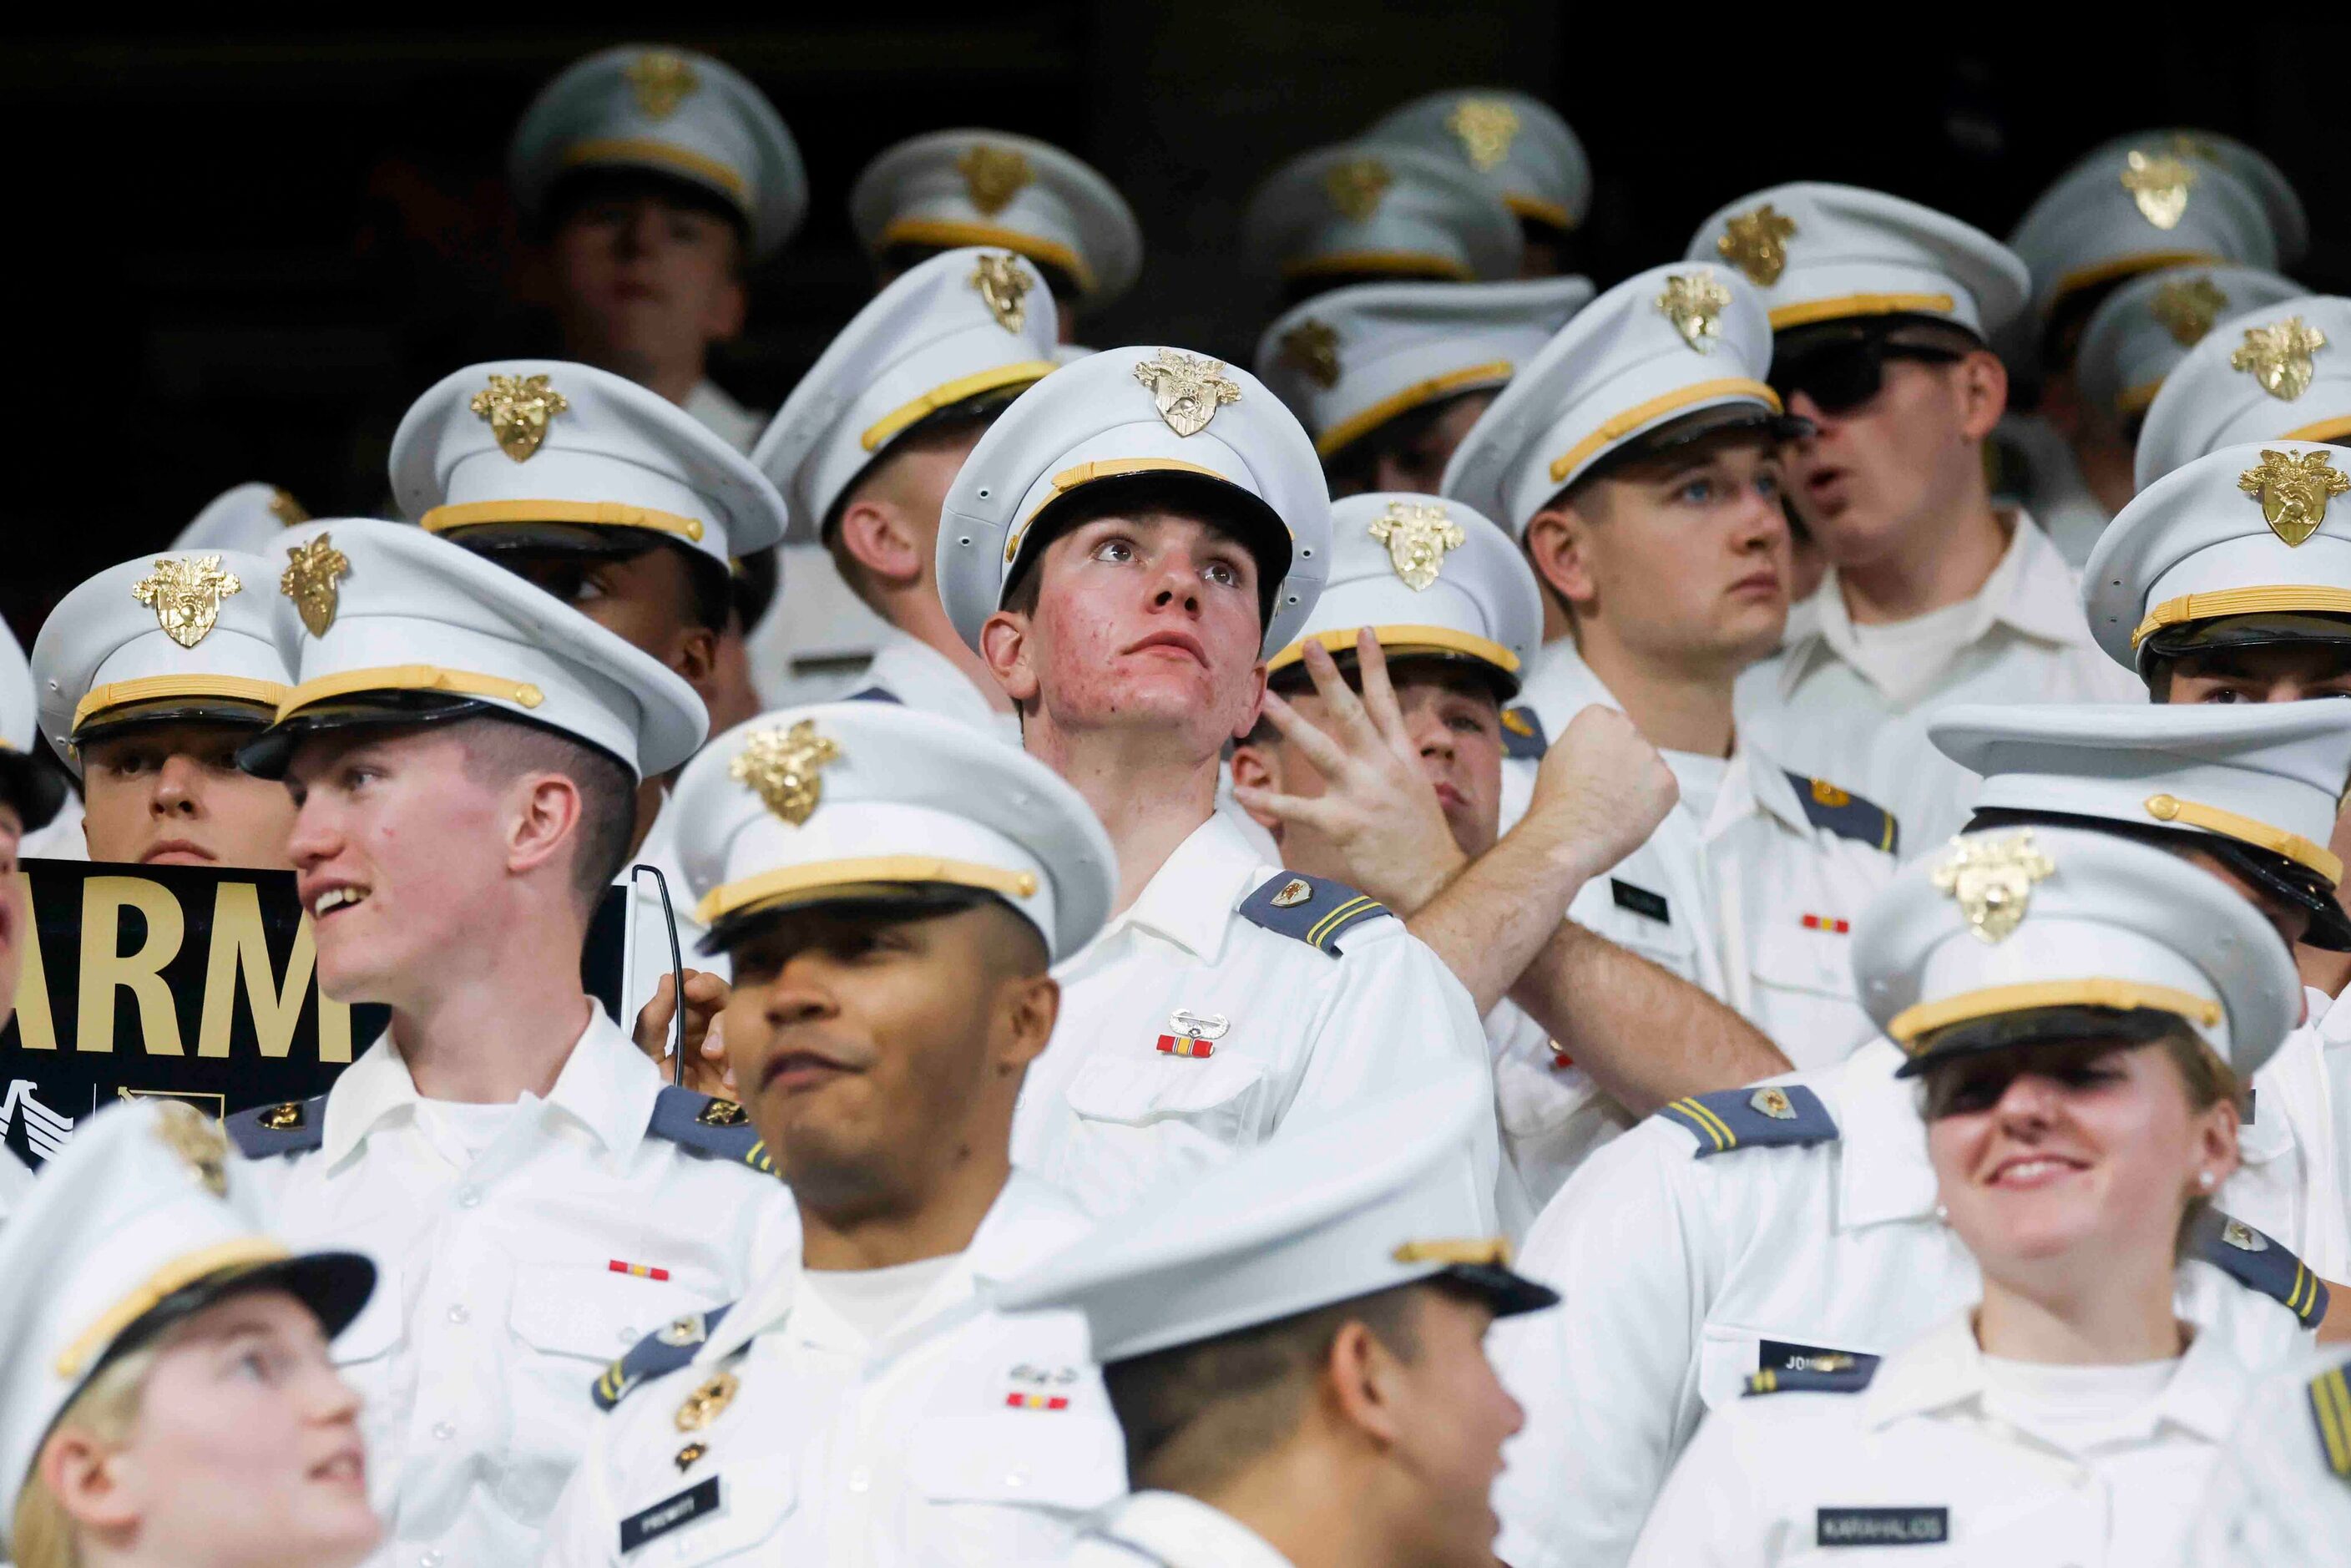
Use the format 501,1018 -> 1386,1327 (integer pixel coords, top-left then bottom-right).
1770,336 -> 1965,417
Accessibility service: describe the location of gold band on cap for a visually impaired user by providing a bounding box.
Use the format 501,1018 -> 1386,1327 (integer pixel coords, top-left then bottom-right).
1269,624 -> 1520,678
695,855 -> 1041,928
1504,193 -> 1575,231
2144,792 -> 2343,883
276,665 -> 546,721
1547,379 -> 1783,483
2116,378 -> 2166,417
560,139 -> 749,205
1005,458 -> 1238,564
1888,978 -> 2223,1047
1281,250 -> 1474,284
56,1236 -> 291,1379
2131,586 -> 2351,649
1314,361 -> 1514,458
860,361 -> 1058,453
2284,415 -> 2351,445
1393,1237 -> 1514,1267
73,675 -> 289,736
421,499 -> 707,546
1766,292 -> 1959,331
876,219 -> 1096,295
2047,250 -> 2217,316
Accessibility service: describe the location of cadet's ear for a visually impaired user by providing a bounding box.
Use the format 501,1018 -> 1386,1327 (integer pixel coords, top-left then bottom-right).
1524,501 -> 1598,612
1226,743 -> 1285,837
980,610 -> 1039,706
837,493 -> 925,589
1954,349 -> 2010,441
1322,1316 -> 1408,1449
39,1425 -> 143,1534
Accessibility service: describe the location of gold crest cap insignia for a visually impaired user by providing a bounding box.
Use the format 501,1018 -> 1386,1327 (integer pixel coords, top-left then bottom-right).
731,721 -> 841,826
674,1369 -> 739,1433
2121,149 -> 2198,230
1447,98 -> 1520,171
1368,500 -> 1468,592
470,373 -> 570,463
1656,271 -> 1734,354
2238,448 -> 2350,547
1279,319 -> 1342,390
958,144 -> 1034,217
266,488 -> 310,527
2149,276 -> 2229,348
1132,348 -> 1242,438
281,534 -> 351,639
968,252 -> 1034,333
624,51 -> 700,119
1716,205 -> 1797,287
1323,158 -> 1393,222
1271,877 -> 1312,908
2229,316 -> 2328,402
133,555 -> 243,650
1750,1087 -> 1797,1120
154,1102 -> 228,1198
1930,830 -> 2056,944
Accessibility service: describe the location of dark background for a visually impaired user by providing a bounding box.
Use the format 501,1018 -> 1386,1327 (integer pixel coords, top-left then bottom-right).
13,12 -> 2347,638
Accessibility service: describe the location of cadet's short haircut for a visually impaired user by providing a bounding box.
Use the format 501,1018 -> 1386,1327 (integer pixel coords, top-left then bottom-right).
453,717 -> 635,911
822,394 -> 1017,604
1102,1282 -> 1426,1495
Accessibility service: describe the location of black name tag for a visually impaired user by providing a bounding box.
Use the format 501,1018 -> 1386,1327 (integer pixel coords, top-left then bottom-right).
1759,1339 -> 1880,1377
1610,879 -> 1671,923
1817,1507 -> 1947,1547
619,1476 -> 721,1555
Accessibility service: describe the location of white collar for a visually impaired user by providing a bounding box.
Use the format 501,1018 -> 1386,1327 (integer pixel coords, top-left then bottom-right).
1074,812 -> 1264,966
1093,1491 -> 1296,1568
321,1004 -> 655,1167
864,628 -> 1015,735
680,378 -> 762,454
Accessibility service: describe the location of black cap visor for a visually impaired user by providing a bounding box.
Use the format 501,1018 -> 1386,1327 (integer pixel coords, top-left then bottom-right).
236,691 -> 499,780
2142,611 -> 2351,668
83,1249 -> 377,1392
73,698 -> 279,752
0,748 -> 65,832
1897,1002 -> 2188,1079
1440,1262 -> 1560,1318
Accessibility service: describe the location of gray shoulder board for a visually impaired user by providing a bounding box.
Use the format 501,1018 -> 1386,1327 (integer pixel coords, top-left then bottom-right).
2188,1208 -> 2329,1327
593,1302 -> 737,1411
1744,1361 -> 1879,1397
1500,704 -> 1548,762
1236,872 -> 1390,957
649,1087 -> 776,1176
225,1095 -> 329,1159
1783,771 -> 1898,857
1656,1084 -> 1838,1158
2304,1356 -> 2351,1478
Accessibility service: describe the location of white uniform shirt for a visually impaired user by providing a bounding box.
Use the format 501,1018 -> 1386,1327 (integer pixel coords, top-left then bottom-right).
1486,995 -> 1632,1214
2237,992 -> 2350,1283
1736,512 -> 2143,852
854,627 -> 1021,742
1516,642 -> 1897,1072
1628,1313 -> 2252,1567
1057,1492 -> 1297,1568
2003,412 -> 2114,570
538,1172 -> 1124,1567
1489,1039 -> 2318,1568
2183,1346 -> 2351,1565
237,1009 -> 799,1568
617,792 -> 726,1050
1011,812 -> 1499,1222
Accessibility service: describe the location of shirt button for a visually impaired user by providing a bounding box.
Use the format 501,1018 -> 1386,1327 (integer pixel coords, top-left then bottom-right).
445,1305 -> 469,1325
432,1422 -> 455,1441
1004,1469 -> 1027,1489
419,1551 -> 443,1568
847,1466 -> 872,1493
457,1186 -> 483,1209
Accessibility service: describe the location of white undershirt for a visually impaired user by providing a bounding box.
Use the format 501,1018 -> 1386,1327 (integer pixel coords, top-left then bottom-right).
1844,595 -> 1984,706
1980,1352 -> 2180,1452
801,1253 -> 960,1344
1662,750 -> 1730,834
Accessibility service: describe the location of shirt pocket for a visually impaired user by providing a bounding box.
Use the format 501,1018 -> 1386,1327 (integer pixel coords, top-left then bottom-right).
1696,1322 -> 1765,1413
1062,1051 -> 1270,1143
1584,893 -> 1696,979
498,1262 -> 716,1521
908,1412 -> 1127,1562
1749,925 -> 1875,1070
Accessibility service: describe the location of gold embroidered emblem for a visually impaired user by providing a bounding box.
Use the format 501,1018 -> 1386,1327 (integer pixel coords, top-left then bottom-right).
730,721 -> 840,826
2238,448 -> 2349,546
281,534 -> 351,639
674,1442 -> 707,1473
2121,149 -> 2197,230
1132,348 -> 1242,438
1323,157 -> 1392,221
1656,271 -> 1734,354
260,1101 -> 305,1131
2149,276 -> 2229,347
1716,204 -> 1797,286
133,555 -> 242,650
968,252 -> 1033,333
266,488 -> 309,527
2229,316 -> 2328,402
154,1102 -> 228,1198
624,51 -> 699,119
1271,878 -> 1312,909
1368,500 -> 1468,591
695,1097 -> 748,1128
1930,830 -> 2056,944
1810,779 -> 1850,808
1750,1087 -> 1797,1120
1279,319 -> 1342,390
659,1315 -> 707,1348
674,1370 -> 739,1433
469,373 -> 569,463
958,144 -> 1033,216
2223,1217 -> 2269,1252
1447,97 -> 1520,171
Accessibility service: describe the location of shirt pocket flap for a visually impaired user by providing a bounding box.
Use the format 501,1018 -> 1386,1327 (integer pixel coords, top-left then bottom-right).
509,1262 -> 705,1362
910,1414 -> 1127,1511
1063,1051 -> 1269,1126
1752,923 -> 1855,998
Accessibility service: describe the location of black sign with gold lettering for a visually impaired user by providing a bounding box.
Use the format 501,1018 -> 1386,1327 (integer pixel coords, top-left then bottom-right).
0,861 -> 631,1170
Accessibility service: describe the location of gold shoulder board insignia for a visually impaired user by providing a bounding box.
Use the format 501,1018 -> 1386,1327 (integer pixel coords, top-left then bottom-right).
1271,878 -> 1312,908
2150,276 -> 2228,347
1447,98 -> 1519,170
1750,1086 -> 1797,1120
260,1100 -> 306,1131
624,51 -> 700,119
2239,448 -> 2349,546
729,721 -> 841,826
695,1097 -> 749,1129
1323,157 -> 1392,221
280,534 -> 351,640
1132,348 -> 1241,438
1716,205 -> 1797,286
1930,830 -> 2055,944
1368,500 -> 1467,591
2230,316 -> 2328,402
969,252 -> 1034,333
958,144 -> 1034,216
470,372 -> 570,463
659,1314 -> 707,1348
1656,271 -> 1733,354
133,555 -> 243,650
2121,149 -> 2197,230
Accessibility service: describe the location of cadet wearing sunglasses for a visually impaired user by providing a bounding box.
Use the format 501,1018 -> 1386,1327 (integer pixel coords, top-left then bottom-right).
1686,185 -> 2141,855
